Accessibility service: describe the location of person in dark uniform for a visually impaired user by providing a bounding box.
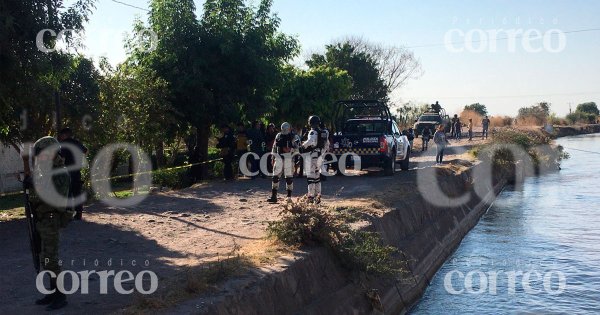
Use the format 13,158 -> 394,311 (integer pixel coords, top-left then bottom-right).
217,124 -> 236,180
422,126 -> 432,151
57,128 -> 87,220
267,122 -> 299,203
30,136 -> 72,311
451,114 -> 459,138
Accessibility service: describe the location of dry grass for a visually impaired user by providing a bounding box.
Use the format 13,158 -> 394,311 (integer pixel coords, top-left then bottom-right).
459,110 -> 483,126
516,115 -> 545,126
489,116 -> 513,128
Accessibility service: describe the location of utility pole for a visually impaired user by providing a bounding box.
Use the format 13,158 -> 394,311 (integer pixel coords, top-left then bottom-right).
568,102 -> 572,114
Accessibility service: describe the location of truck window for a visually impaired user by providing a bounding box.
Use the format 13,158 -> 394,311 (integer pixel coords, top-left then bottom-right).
418,115 -> 442,123
344,121 -> 387,134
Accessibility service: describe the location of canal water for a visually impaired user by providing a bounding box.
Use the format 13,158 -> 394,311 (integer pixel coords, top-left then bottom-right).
410,134 -> 600,314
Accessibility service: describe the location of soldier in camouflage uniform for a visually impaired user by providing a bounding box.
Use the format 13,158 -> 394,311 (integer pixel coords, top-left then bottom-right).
31,136 -> 72,311
267,122 -> 299,203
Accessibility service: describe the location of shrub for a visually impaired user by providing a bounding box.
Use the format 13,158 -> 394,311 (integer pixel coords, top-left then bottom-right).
267,200 -> 404,276
567,112 -> 597,124
152,167 -> 193,189
473,128 -> 569,175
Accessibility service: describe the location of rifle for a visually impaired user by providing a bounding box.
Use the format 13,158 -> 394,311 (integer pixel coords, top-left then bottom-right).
22,152 -> 41,273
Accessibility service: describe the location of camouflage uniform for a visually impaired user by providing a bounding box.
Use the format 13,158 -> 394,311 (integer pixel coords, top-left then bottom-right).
31,136 -> 72,310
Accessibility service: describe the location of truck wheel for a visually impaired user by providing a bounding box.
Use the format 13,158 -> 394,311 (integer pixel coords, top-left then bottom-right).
383,153 -> 395,176
400,151 -> 410,171
333,162 -> 344,176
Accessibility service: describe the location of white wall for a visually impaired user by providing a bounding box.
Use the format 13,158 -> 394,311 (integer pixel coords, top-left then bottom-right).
0,144 -> 24,193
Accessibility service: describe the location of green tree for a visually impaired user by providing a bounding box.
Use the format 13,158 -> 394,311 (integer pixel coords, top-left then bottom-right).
95,61 -> 177,161
274,65 -> 352,129
141,0 -> 298,179
0,0 -> 95,152
575,102 -> 599,116
464,103 -> 488,116
307,42 -> 387,101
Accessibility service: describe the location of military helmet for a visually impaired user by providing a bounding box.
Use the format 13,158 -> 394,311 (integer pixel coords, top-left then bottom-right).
33,136 -> 60,156
280,122 -> 291,135
308,115 -> 320,128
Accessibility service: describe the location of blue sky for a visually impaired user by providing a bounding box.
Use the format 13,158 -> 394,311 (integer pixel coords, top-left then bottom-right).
80,0 -> 600,116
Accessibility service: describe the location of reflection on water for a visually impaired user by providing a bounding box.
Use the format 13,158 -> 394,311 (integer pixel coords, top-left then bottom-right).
410,134 -> 600,314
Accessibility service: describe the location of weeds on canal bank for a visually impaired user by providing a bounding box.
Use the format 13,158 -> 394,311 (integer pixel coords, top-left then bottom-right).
267,200 -> 404,276
471,128 -> 570,175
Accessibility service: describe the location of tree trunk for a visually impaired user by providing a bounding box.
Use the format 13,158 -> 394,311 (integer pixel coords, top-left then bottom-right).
155,141 -> 165,168
191,124 -> 210,180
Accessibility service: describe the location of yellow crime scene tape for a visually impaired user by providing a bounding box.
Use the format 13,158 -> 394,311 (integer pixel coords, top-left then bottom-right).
0,158 -> 224,197
89,157 -> 224,183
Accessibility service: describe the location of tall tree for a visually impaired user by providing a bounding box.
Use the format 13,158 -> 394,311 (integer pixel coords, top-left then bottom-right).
341,36 -> 422,95
142,0 -> 298,179
0,0 -> 96,152
576,102 -> 599,116
307,42 -> 387,101
274,65 -> 352,128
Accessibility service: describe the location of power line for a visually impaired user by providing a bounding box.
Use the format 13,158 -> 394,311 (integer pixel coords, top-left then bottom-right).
409,91 -> 600,100
405,27 -> 600,49
111,0 -> 149,12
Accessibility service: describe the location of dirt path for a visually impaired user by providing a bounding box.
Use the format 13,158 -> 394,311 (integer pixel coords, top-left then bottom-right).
0,140 -> 484,314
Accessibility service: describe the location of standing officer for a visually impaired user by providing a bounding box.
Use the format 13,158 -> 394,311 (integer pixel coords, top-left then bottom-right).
302,116 -> 329,204
267,122 -> 299,203
58,128 -> 87,220
30,136 -> 72,311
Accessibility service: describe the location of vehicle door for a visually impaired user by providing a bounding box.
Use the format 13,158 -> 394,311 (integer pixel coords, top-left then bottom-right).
391,121 -> 401,160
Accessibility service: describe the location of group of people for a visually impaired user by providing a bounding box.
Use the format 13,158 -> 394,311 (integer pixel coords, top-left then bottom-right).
218,115 -> 330,204
432,115 -> 492,164
450,115 -> 491,141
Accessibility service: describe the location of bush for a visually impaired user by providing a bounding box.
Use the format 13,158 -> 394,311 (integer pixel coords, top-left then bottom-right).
566,112 -> 597,124
152,167 -> 193,189
267,200 -> 404,276
473,128 -> 569,175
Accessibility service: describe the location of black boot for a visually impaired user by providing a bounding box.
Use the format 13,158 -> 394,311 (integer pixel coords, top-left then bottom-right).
286,190 -> 292,198
267,189 -> 278,203
45,281 -> 67,311
35,279 -> 55,305
74,211 -> 82,220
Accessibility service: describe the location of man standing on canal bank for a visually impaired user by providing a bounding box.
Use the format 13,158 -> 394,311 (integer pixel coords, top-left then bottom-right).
434,125 -> 450,164
29,137 -> 73,311
482,115 -> 490,139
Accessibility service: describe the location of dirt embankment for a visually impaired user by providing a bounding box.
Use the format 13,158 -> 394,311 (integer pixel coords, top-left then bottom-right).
165,152 -> 509,314
551,124 -> 600,138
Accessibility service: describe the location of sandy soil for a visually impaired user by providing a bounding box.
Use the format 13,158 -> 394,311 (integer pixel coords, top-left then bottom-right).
0,137 -> 486,315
